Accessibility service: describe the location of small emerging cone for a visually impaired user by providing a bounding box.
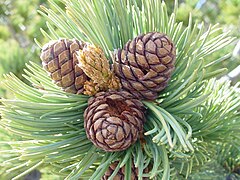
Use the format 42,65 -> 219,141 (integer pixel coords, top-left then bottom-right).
113,32 -> 176,100
102,161 -> 149,180
77,44 -> 121,95
84,90 -> 145,152
83,80 -> 100,96
40,39 -> 88,94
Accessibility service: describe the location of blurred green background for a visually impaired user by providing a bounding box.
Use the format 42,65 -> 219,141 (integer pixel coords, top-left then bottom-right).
0,0 -> 47,97
0,0 -> 239,179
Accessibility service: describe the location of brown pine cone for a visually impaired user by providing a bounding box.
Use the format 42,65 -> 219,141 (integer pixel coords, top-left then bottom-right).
84,90 -> 145,152
113,32 -> 176,100
40,39 -> 88,94
102,161 -> 149,180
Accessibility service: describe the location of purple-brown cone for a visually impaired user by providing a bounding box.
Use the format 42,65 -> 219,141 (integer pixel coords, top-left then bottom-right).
113,32 -> 176,100
40,39 -> 88,94
84,90 -> 145,152
102,161 -> 149,180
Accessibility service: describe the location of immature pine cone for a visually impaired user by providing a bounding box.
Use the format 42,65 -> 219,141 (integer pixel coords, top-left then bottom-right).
40,39 -> 88,94
84,90 -> 145,152
113,32 -> 176,100
102,161 -> 148,180
77,44 -> 121,96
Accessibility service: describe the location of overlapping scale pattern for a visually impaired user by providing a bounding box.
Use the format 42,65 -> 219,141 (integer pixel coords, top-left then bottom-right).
40,39 -> 88,94
113,32 -> 176,100
102,161 -> 148,180
84,90 -> 145,152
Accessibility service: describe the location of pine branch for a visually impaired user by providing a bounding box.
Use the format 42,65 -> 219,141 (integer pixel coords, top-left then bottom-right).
0,0 -> 238,179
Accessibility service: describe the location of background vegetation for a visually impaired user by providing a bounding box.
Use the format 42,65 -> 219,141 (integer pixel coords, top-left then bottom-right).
0,0 -> 239,179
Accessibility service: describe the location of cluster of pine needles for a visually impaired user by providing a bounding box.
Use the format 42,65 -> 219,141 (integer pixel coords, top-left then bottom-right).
0,0 -> 239,179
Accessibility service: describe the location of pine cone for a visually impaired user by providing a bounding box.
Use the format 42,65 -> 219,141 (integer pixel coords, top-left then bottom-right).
113,32 -> 176,100
84,90 -> 145,152
102,161 -> 148,180
40,39 -> 88,94
77,44 -> 121,95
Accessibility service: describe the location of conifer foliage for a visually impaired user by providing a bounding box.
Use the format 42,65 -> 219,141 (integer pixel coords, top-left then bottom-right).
0,0 -> 239,179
